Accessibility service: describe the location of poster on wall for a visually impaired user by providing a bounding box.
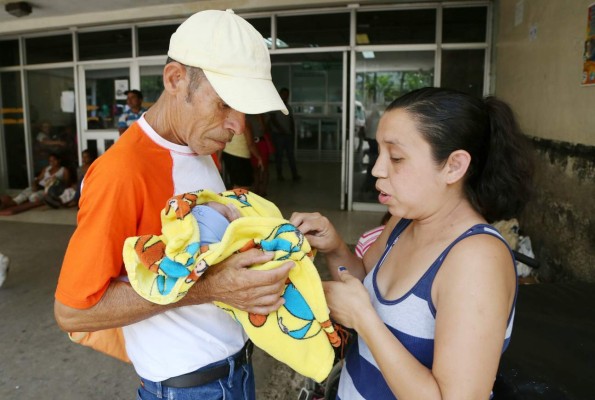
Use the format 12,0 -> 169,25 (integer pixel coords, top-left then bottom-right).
115,79 -> 129,100
582,3 -> 595,86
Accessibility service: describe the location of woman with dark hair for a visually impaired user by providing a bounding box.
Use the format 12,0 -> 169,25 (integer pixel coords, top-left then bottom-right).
0,153 -> 71,209
291,87 -> 534,399
46,148 -> 97,208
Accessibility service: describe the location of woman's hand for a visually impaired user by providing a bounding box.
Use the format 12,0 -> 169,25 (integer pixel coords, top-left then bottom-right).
323,267 -> 373,330
289,212 -> 342,254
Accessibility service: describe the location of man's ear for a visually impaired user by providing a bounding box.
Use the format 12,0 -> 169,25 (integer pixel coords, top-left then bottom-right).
162,62 -> 187,94
444,150 -> 471,184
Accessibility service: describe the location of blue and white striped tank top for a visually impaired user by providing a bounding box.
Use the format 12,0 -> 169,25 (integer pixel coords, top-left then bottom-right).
337,219 -> 518,400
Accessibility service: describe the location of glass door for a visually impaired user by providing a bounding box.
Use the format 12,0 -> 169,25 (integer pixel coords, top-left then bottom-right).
350,50 -> 435,209
139,64 -> 165,108
271,52 -> 347,209
77,64 -> 130,156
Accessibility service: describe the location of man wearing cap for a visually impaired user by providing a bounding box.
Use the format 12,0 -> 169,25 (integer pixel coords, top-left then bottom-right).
54,9 -> 291,400
118,89 -> 147,135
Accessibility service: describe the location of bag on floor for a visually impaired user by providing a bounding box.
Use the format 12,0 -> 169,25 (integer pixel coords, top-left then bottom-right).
68,328 -> 130,363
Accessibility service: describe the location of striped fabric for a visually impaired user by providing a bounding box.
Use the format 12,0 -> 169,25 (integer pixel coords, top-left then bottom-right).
354,225 -> 385,258
338,219 -> 517,399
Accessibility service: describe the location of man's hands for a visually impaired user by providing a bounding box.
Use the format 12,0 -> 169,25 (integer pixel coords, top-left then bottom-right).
191,249 -> 293,315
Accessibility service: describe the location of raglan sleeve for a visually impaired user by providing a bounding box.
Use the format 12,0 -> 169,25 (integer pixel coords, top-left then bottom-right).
55,153 -> 144,309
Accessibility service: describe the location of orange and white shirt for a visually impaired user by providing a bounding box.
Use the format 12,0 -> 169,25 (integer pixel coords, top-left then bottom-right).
55,116 -> 247,381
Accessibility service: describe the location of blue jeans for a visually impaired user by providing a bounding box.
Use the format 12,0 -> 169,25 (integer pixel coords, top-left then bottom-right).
137,359 -> 255,400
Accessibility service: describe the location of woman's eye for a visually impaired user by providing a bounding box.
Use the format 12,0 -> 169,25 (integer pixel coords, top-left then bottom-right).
390,157 -> 402,163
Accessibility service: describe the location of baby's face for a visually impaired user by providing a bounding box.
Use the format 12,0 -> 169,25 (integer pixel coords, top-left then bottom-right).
204,202 -> 240,222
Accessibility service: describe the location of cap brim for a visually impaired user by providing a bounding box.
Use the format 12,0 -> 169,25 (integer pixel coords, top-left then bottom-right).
204,70 -> 288,115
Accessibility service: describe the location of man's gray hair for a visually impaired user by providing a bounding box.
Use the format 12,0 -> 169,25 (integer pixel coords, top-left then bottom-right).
165,57 -> 206,103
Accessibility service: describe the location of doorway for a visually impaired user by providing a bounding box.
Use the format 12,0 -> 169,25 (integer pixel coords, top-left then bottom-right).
77,64 -> 130,156
350,50 -> 435,208
270,51 -> 347,209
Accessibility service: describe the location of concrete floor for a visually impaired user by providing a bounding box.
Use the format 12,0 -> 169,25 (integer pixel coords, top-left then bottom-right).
0,161 -> 385,399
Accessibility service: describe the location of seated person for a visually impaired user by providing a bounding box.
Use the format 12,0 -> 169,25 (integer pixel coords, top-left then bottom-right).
0,153 -> 71,210
34,122 -> 67,170
58,149 -> 97,208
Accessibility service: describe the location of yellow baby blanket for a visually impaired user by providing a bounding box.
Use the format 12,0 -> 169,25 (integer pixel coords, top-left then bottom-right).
123,189 -> 340,382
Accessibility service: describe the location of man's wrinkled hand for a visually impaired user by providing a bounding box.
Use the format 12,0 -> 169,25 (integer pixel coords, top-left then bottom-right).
194,249 -> 293,315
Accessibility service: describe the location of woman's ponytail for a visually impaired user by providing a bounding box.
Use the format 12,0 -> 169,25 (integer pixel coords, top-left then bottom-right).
475,97 -> 534,222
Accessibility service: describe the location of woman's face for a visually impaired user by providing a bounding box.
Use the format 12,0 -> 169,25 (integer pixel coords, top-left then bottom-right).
48,155 -> 60,168
371,109 -> 446,220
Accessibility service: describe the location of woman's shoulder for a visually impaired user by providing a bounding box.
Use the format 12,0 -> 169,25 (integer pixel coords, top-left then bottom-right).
438,230 -> 514,286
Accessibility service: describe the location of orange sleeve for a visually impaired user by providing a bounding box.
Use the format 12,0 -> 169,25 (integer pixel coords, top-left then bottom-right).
55,128 -> 173,309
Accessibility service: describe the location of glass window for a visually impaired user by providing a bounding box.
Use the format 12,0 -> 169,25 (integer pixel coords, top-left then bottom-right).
84,68 -> 130,130
353,51 -> 434,203
140,65 -> 164,107
443,7 -> 488,43
271,53 -> 344,159
356,9 -> 436,45
78,29 -> 132,61
355,51 -> 435,107
0,40 -> 20,67
138,24 -> 178,57
277,13 -> 349,48
27,68 -> 78,176
1,71 -> 28,188
441,49 -> 485,97
271,64 -> 290,93
25,34 -> 72,64
86,139 -> 98,158
245,17 -> 271,47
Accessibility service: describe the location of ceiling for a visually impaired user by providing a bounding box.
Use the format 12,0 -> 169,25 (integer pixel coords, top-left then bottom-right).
0,0 -> 482,34
0,0 -> 201,23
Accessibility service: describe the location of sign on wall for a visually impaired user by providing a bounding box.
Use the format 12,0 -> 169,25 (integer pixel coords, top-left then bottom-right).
115,79 -> 129,100
582,3 -> 595,86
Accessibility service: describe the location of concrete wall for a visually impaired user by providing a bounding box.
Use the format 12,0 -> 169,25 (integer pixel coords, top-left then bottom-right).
495,0 -> 595,282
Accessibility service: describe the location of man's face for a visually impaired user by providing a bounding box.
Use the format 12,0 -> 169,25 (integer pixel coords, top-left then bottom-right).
173,75 -> 245,155
126,93 -> 142,110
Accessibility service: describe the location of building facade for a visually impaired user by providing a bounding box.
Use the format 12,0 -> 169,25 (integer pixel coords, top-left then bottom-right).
0,0 -> 593,281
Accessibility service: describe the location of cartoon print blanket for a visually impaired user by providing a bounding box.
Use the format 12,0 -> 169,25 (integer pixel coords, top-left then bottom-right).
123,189 -> 340,382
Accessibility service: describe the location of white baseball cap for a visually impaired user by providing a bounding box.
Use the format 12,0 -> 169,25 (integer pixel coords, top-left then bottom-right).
168,9 -> 288,115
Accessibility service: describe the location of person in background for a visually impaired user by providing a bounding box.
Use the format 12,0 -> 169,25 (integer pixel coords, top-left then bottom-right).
0,153 -> 71,210
34,121 -> 68,171
63,148 -> 97,208
221,115 -> 263,190
54,9 -> 292,400
118,89 -> 147,135
291,87 -> 534,399
268,88 -> 301,182
247,113 -> 272,196
354,211 -> 391,259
